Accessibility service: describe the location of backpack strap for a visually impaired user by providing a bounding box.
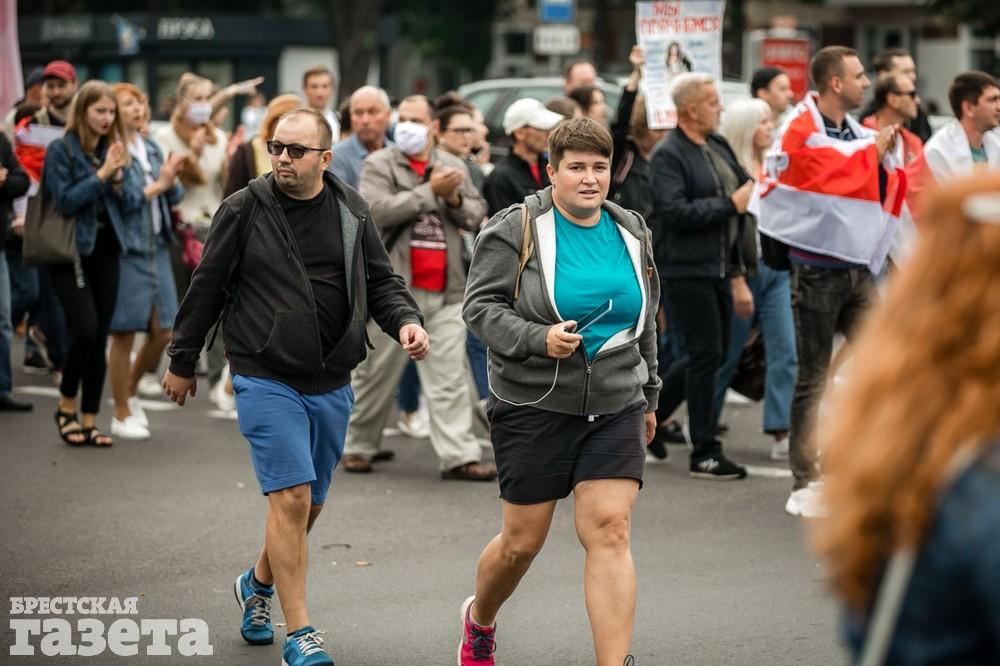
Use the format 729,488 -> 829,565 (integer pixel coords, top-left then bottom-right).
513,203 -> 533,301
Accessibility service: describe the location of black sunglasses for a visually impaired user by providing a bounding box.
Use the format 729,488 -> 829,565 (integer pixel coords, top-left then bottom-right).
266,140 -> 328,159
893,90 -> 918,98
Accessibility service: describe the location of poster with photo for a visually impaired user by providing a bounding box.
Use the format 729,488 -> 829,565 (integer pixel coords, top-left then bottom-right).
636,0 -> 726,129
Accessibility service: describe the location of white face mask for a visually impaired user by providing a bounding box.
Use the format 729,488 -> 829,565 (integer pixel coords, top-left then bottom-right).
185,102 -> 213,126
394,121 -> 429,156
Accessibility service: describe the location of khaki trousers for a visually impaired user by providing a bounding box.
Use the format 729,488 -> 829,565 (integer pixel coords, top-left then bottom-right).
344,289 -> 482,471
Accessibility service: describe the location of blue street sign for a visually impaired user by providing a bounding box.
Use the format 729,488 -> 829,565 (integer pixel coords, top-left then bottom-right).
539,0 -> 575,24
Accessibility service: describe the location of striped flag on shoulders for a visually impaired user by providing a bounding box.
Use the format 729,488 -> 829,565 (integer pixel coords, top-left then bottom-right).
749,92 -> 907,274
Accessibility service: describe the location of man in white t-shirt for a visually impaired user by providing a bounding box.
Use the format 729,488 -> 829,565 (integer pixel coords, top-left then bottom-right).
302,66 -> 340,141
925,70 -> 1000,182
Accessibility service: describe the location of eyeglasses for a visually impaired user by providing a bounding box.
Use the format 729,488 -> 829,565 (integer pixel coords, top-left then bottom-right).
266,141 -> 328,159
893,90 -> 918,98
445,127 -> 475,135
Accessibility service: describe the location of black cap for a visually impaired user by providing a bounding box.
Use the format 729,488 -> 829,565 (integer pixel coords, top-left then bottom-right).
751,67 -> 785,96
25,67 -> 45,88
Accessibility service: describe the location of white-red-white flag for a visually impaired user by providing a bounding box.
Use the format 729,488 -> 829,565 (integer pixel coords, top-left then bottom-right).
1,0 -> 24,121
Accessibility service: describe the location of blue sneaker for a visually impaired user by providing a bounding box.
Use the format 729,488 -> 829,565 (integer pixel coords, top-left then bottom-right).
234,568 -> 274,645
283,626 -> 334,666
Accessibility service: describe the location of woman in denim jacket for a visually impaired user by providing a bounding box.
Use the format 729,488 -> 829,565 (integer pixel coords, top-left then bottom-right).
814,173 -> 1000,664
106,83 -> 185,440
45,81 -> 144,446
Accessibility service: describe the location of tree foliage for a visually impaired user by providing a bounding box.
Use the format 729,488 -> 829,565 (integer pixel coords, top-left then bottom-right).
928,0 -> 1000,32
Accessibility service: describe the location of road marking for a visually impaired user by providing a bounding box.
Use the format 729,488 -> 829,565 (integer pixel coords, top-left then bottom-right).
745,464 -> 793,479
15,386 -> 60,398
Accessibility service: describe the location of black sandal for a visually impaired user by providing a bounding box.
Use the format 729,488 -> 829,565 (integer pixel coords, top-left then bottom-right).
83,427 -> 113,447
54,409 -> 87,446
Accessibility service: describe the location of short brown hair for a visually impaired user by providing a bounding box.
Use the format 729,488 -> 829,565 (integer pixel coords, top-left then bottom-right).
547,117 -> 613,170
302,65 -> 334,89
871,48 -> 911,75
810,46 -> 859,94
948,70 -> 999,119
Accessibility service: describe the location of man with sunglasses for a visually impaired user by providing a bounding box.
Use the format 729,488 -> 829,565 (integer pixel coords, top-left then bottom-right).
163,109 -> 426,666
863,73 -> 929,219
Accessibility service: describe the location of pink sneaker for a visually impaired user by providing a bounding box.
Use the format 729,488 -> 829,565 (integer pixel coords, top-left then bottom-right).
458,596 -> 496,665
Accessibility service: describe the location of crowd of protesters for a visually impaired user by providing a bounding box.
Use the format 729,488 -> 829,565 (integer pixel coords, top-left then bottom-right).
3,44 -> 1000,665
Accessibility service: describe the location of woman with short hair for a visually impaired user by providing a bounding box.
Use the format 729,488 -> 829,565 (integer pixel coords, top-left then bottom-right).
460,117 -> 660,666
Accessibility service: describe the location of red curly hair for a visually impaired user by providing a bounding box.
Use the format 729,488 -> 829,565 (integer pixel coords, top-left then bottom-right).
813,172 -> 1000,613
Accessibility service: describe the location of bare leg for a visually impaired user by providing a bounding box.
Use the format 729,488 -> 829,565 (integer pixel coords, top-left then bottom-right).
130,309 -> 171,395
471,500 -> 557,626
574,478 -> 640,666
108,332 -> 136,421
263,484 -> 313,633
254,504 -> 323,587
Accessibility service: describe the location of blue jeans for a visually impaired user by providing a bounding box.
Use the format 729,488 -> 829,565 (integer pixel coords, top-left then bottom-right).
466,332 -> 488,401
714,262 -> 797,433
397,360 -> 421,413
0,251 -> 12,395
7,251 -> 68,367
657,278 -> 685,380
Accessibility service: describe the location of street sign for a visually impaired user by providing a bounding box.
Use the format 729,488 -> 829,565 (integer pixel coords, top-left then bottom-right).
534,24 -> 581,55
539,0 -> 575,24
761,37 -> 811,101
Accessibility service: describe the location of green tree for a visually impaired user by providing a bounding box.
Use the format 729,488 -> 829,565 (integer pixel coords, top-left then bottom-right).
929,0 -> 1000,32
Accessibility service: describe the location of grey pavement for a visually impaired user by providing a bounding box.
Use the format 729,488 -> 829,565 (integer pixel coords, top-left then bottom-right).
1,341 -> 846,665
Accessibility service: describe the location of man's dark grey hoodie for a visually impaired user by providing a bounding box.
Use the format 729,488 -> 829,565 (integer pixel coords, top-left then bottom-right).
463,187 -> 661,417
169,171 -> 422,394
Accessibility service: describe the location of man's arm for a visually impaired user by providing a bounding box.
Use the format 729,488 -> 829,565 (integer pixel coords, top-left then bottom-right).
0,134 -> 29,200
166,197 -> 245,378
359,153 -> 437,230
651,147 -> 738,232
441,159 -> 487,232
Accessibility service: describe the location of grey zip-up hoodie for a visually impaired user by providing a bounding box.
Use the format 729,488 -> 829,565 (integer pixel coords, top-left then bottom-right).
463,187 -> 661,416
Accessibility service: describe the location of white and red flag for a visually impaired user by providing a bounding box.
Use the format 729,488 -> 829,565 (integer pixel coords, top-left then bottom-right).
749,92 -> 908,274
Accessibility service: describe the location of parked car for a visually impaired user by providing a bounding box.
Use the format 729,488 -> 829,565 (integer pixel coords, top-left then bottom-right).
458,76 -> 750,158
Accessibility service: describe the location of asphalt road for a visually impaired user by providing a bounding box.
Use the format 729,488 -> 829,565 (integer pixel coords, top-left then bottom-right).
1,341 -> 846,665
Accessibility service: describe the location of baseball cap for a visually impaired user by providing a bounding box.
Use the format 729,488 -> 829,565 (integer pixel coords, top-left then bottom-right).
25,67 -> 45,88
42,60 -> 77,83
503,98 -> 565,135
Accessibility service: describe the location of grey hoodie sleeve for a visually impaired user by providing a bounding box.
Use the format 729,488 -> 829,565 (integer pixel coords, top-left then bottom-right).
462,210 -> 550,360
639,227 -> 662,412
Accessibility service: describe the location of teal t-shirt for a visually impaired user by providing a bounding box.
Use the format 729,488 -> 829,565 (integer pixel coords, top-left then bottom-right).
972,146 -> 989,164
553,206 -> 643,360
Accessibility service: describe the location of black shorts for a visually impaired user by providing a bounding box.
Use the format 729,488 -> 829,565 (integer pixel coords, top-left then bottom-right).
488,400 -> 646,505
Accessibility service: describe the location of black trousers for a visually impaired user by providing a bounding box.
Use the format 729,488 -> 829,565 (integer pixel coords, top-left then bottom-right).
656,277 -> 732,461
49,226 -> 120,414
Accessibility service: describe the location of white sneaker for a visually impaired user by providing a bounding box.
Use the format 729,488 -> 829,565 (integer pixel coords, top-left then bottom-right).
770,438 -> 790,462
136,373 -> 163,398
127,396 -> 149,428
397,409 -> 430,439
111,415 -> 151,440
211,366 -> 236,412
785,481 -> 827,518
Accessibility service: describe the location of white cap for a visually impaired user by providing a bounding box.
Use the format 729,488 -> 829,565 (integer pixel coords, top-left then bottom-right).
502,98 -> 565,135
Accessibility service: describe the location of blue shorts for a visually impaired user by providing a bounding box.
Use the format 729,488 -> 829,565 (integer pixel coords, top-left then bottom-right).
232,374 -> 355,505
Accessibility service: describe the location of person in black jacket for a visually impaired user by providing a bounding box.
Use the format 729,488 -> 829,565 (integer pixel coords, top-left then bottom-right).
0,132 -> 33,411
609,45 -> 667,222
648,73 -> 754,480
163,109 -> 426,666
483,98 -> 563,216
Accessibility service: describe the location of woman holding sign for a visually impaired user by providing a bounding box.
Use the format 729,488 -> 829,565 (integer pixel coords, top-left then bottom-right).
460,117 -> 661,666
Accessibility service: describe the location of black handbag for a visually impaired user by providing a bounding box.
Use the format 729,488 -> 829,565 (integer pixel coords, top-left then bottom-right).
23,150 -> 78,265
730,327 -> 766,402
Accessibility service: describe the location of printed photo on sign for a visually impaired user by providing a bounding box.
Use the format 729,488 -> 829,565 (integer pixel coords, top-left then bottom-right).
635,0 -> 726,129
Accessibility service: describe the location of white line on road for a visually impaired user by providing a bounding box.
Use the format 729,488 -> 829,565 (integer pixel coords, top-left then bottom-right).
745,464 -> 793,479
